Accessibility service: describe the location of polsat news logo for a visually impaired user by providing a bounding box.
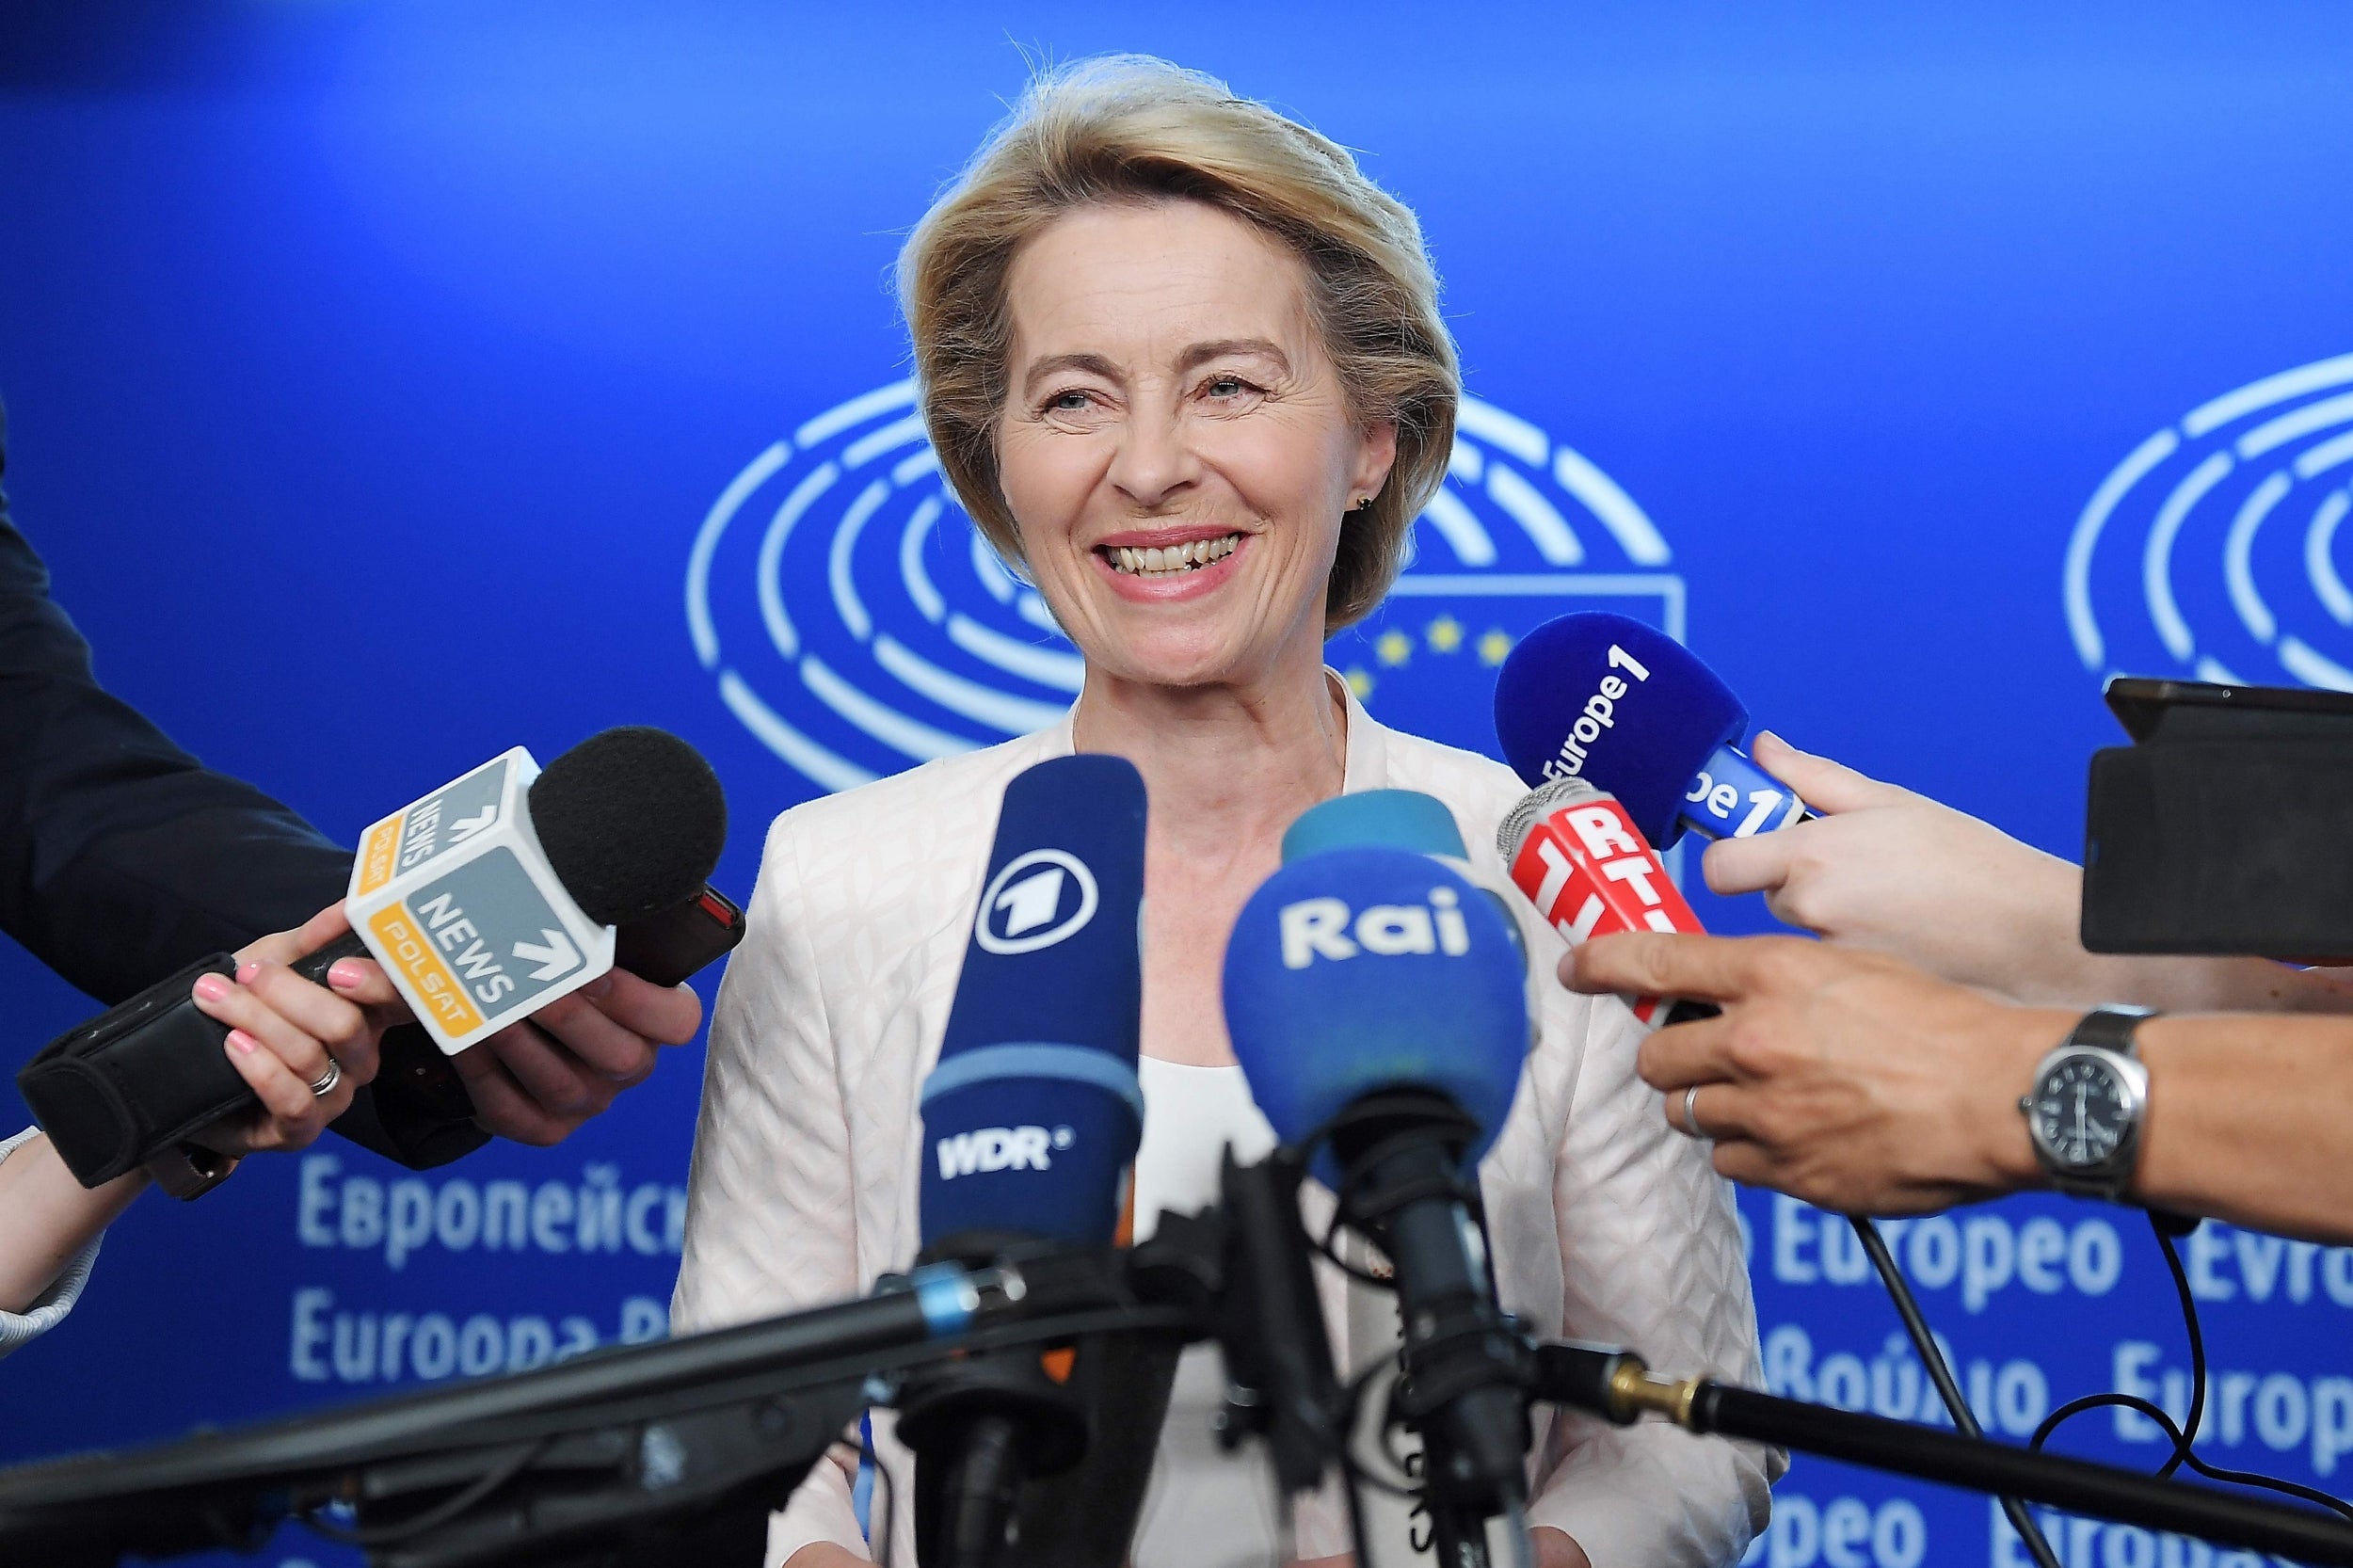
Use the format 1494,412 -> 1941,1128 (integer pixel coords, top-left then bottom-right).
684,382 -> 1690,787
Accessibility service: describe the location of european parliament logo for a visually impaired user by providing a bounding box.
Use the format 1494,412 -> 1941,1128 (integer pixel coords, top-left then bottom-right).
2066,350 -> 2353,692
686,381 -> 1684,791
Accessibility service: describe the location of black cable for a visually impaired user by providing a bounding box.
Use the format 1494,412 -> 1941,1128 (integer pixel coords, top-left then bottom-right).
1316,1204 -> 1398,1289
298,1435 -> 552,1546
2150,1224 -> 2208,1480
2029,1215 -> 2353,1527
1849,1216 -> 2064,1568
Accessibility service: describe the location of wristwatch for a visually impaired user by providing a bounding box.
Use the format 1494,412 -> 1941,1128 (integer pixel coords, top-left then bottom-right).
2019,1005 -> 2155,1201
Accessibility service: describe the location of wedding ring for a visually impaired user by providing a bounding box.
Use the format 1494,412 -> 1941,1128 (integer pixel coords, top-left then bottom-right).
309,1058 -> 344,1098
1683,1083 -> 1708,1141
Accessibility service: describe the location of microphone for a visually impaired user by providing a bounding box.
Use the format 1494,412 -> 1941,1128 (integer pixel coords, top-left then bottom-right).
1493,612 -> 1807,848
898,754 -> 1154,1568
1224,844 -> 1534,1561
1281,790 -> 1530,973
19,728 -> 728,1188
1495,775 -> 1705,1024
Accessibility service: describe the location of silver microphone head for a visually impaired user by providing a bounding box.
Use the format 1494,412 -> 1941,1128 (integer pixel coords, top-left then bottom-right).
1496,774 -> 1611,863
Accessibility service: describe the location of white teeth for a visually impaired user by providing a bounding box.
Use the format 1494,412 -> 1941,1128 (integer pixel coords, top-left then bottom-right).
1106,535 -> 1241,577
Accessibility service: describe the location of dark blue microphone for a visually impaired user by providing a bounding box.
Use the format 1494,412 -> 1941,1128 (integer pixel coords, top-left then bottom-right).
1224,845 -> 1535,1549
1493,611 -> 1807,848
918,754 -> 1147,1250
900,754 -> 1149,1568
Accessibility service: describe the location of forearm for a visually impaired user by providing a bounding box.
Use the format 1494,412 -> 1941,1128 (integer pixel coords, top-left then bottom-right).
1975,865 -> 2353,1015
2128,1015 -> 2353,1242
0,1133 -> 145,1313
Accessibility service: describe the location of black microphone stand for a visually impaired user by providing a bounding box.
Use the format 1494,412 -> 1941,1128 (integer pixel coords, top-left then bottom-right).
894,1235 -> 1093,1568
1533,1342 -> 2353,1565
0,1249 -> 1178,1568
1324,1093 -> 1534,1568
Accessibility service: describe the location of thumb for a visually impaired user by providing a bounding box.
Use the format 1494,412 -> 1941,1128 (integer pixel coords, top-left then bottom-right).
1751,731 -> 1911,816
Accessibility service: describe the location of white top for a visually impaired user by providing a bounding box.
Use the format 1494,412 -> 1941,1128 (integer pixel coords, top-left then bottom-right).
1129,1058 -> 1284,1568
0,1128 -> 103,1362
673,685 -> 1778,1568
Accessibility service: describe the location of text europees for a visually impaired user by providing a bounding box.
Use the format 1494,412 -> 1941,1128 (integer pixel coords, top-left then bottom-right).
1738,1490 -> 1928,1568
291,1288 -> 668,1386
297,1154 -> 687,1271
2111,1341 -> 2353,1476
1764,1323 -> 2052,1439
1769,1195 -> 2125,1311
1771,1197 -> 2353,1317
1992,1498 -> 2301,1568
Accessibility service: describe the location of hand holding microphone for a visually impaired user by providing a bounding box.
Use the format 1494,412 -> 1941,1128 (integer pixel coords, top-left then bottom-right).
19,727 -> 732,1191
181,902 -> 407,1160
1696,733 -> 2104,1003
1561,929 -> 2054,1212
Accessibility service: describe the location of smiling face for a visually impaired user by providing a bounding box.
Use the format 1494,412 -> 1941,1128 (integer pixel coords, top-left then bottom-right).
995,200 -> 1397,693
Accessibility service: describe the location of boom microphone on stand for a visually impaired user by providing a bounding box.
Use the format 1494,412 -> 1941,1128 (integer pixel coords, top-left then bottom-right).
1224,842 -> 1536,1568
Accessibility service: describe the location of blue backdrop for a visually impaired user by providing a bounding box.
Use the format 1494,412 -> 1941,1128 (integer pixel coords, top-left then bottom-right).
4,6 -> 2350,1566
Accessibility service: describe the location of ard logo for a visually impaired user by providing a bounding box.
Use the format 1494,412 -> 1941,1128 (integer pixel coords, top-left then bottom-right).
686,381 -> 1686,788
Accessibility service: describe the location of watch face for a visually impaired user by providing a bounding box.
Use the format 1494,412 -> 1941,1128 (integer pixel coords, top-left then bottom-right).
2030,1055 -> 2133,1170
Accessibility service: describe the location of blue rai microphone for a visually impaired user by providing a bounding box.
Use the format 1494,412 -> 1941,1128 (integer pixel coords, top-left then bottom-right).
1493,612 -> 1807,847
902,754 -> 1150,1568
1278,791 -> 1529,971
1224,845 -> 1535,1540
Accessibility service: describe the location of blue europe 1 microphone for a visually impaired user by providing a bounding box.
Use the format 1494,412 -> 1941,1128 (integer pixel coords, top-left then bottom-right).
1225,844 -> 1535,1559
902,753 -> 1150,1568
1492,611 -> 1807,848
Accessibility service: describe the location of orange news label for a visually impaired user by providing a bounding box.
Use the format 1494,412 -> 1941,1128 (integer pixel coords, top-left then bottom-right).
366,904 -> 487,1040
356,814 -> 405,896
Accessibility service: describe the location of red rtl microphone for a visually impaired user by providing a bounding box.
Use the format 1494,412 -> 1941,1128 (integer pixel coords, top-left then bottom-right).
1496,775 -> 1704,1024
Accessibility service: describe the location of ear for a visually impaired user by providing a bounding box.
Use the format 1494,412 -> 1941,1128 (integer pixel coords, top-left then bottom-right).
1352,419 -> 1400,504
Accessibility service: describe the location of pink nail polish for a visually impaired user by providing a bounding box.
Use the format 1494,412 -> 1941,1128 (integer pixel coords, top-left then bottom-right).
227,1029 -> 260,1055
236,962 -> 262,985
328,960 -> 366,990
194,974 -> 231,1003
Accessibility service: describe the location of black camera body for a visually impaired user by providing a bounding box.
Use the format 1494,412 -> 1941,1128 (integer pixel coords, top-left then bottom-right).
2082,678 -> 2353,959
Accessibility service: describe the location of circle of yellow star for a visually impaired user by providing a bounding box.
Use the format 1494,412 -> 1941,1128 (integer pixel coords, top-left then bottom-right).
1477,629 -> 1513,665
1374,629 -> 1414,667
1425,615 -> 1464,654
1344,666 -> 1375,698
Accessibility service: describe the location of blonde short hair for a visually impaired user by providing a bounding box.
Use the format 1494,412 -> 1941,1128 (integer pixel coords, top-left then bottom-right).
897,56 -> 1458,632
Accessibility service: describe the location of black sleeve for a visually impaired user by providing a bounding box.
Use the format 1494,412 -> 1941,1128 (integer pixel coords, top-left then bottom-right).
0,401 -> 487,1168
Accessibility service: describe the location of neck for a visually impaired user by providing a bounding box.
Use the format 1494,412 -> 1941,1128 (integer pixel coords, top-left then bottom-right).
1071,643 -> 1347,866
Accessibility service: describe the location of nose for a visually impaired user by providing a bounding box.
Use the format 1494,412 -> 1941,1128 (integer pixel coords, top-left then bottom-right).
1105,398 -> 1200,512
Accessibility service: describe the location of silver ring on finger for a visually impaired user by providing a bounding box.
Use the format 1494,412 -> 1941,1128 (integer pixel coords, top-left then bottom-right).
308,1058 -> 344,1099
1683,1083 -> 1710,1141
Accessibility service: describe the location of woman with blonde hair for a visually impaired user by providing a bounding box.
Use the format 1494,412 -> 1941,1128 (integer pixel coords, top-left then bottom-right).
676,56 -> 1775,1568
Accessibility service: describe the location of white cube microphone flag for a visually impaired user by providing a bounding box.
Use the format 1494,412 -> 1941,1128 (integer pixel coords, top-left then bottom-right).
345,728 -> 728,1053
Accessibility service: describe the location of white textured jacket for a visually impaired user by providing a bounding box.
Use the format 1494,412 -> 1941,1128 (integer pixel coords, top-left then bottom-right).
673,687 -> 1778,1567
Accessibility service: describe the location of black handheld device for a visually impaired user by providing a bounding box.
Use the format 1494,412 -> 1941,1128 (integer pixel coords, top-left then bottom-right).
2083,676 -> 2353,956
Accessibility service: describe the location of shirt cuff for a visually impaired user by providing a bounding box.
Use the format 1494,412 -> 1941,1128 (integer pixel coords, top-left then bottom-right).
0,1128 -> 104,1362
